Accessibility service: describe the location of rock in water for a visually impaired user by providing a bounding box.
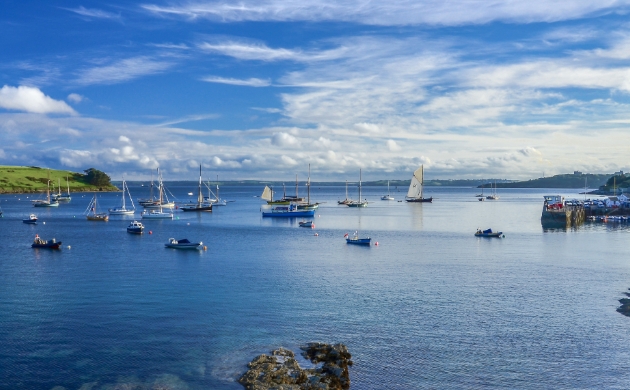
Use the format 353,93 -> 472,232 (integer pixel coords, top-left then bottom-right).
239,343 -> 352,390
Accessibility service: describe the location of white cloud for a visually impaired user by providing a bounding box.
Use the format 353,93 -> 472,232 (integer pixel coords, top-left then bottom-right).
0,85 -> 76,115
387,139 -> 401,151
75,57 -> 174,85
202,76 -> 271,87
141,0 -> 630,26
198,40 -> 346,62
64,6 -> 120,20
67,93 -> 84,103
271,132 -> 301,147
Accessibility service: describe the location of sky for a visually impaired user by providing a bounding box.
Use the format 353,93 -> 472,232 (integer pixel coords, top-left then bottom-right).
2,0 -> 630,181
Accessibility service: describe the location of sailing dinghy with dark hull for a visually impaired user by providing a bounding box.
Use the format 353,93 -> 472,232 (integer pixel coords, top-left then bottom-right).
405,165 -> 432,203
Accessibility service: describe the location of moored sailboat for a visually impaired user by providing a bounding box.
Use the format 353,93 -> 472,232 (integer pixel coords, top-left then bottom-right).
347,169 -> 368,207
32,173 -> 60,207
109,178 -> 135,215
381,180 -> 394,200
181,166 -> 213,212
405,165 -> 432,203
85,194 -> 109,221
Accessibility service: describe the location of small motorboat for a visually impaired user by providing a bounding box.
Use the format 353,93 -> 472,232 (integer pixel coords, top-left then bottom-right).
127,220 -> 145,234
475,228 -> 504,238
165,238 -> 203,250
345,232 -> 371,246
31,234 -> 61,249
23,214 -> 38,224
299,220 -> 314,228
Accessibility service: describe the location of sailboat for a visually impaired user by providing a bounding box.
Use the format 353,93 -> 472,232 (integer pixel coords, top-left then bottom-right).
32,172 -> 60,207
138,170 -> 158,206
347,169 -> 368,207
108,178 -> 135,215
486,181 -> 499,200
405,165 -> 432,203
54,176 -> 72,202
85,193 -> 109,221
338,180 -> 352,205
181,166 -> 213,212
206,175 -> 227,206
381,180 -> 394,200
143,169 -> 175,209
298,164 -> 319,210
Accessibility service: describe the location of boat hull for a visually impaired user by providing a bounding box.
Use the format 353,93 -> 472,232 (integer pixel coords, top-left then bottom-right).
109,208 -> 135,215
23,219 -> 37,224
262,210 -> 315,218
33,202 -> 60,207
474,233 -> 503,238
32,241 -> 61,249
144,202 -> 175,209
347,202 -> 368,207
164,243 -> 202,249
405,197 -> 433,203
127,227 -> 144,234
87,214 -> 109,221
180,204 -> 213,212
346,238 -> 371,245
142,211 -> 173,219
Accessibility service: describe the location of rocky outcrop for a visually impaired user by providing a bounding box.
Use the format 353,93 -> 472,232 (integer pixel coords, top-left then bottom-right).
239,343 -> 352,390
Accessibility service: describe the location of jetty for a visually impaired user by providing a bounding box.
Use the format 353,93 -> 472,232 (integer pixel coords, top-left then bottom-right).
541,195 -> 585,228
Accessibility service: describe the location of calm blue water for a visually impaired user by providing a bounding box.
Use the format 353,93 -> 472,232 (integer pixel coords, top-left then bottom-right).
1,185 -> 630,389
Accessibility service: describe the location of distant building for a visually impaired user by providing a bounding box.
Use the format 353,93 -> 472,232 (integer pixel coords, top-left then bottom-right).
614,170 -> 624,176
573,171 -> 582,175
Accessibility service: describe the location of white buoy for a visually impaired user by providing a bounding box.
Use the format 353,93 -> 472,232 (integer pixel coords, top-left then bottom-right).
67,245 -> 71,249
43,222 -> 46,225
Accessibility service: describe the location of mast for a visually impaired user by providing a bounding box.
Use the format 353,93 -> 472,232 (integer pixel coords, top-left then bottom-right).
359,169 -> 362,202
122,178 -> 126,209
307,164 -> 311,205
216,175 -> 220,202
421,165 -> 424,198
197,165 -> 203,205
345,180 -> 348,200
66,176 -> 70,196
58,178 -> 62,197
295,174 -> 299,199
150,170 -> 154,201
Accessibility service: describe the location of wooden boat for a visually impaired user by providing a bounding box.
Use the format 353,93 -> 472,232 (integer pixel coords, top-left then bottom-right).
262,203 -> 315,218
338,180 -> 353,205
474,228 -> 504,238
142,168 -> 175,209
109,178 -> 135,215
165,238 -> 203,249
405,165 -> 433,203
127,220 -> 144,234
31,234 -> 61,249
23,214 -> 38,224
181,166 -> 213,212
299,220 -> 314,228
345,232 -> 371,245
347,169 -> 368,207
85,194 -> 109,221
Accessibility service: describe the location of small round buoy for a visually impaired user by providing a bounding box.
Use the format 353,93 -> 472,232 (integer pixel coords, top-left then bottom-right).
375,242 -> 379,246
73,216 -> 75,218
43,222 -> 46,225
203,246 -> 207,250
314,233 -> 319,236
149,231 -> 153,234
187,222 -> 190,225
67,245 -> 71,249
311,224 -> 315,228
318,214 -> 321,217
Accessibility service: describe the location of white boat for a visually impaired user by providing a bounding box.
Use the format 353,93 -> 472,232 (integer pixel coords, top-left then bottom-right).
109,178 -> 135,215
347,169 -> 368,207
381,180 -> 394,200
165,238 -> 203,249
142,168 -> 175,209
23,214 -> 38,224
486,181 -> 499,200
142,208 -> 173,219
299,164 -> 319,209
204,175 -> 227,206
33,174 -> 60,207
52,177 -> 71,202
85,194 -> 109,221
405,165 -> 432,203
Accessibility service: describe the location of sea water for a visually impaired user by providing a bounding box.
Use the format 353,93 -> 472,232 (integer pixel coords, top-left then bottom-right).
1,185 -> 630,389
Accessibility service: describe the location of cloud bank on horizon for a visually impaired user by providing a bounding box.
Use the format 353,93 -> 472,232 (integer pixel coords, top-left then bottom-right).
1,0 -> 630,180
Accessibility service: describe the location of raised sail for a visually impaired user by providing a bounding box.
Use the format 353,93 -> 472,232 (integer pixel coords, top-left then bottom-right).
261,186 -> 273,201
406,166 -> 423,199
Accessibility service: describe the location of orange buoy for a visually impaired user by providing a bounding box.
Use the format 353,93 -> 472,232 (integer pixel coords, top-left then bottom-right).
149,231 -> 153,234
375,242 -> 379,246
203,246 -> 207,250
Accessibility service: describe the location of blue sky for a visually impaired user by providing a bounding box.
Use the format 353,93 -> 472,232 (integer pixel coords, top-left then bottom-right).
2,0 -> 630,180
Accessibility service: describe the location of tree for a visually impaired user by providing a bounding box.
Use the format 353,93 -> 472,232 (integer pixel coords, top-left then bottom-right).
83,168 -> 111,186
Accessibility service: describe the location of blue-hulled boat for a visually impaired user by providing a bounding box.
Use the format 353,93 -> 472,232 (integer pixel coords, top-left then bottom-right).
127,220 -> 144,234
475,228 -> 504,238
23,214 -> 38,224
262,203 -> 315,218
31,235 -> 61,249
165,238 -> 203,250
345,232 -> 371,246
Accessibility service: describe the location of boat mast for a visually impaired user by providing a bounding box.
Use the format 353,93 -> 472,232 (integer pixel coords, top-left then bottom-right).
122,177 -> 126,209
345,180 -> 348,200
307,164 -> 311,205
197,165 -> 203,205
359,169 -> 362,202
295,174 -> 298,199
66,176 -> 70,196
216,175 -> 220,202
421,165 -> 424,198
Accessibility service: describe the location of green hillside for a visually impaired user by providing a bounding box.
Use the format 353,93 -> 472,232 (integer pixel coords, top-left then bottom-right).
0,166 -> 118,193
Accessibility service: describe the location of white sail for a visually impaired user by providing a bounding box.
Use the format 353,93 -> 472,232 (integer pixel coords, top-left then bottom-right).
406,166 -> 423,199
261,186 -> 272,201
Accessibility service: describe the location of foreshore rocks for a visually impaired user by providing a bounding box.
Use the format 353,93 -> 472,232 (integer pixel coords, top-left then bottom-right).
617,290 -> 630,317
239,343 -> 352,390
